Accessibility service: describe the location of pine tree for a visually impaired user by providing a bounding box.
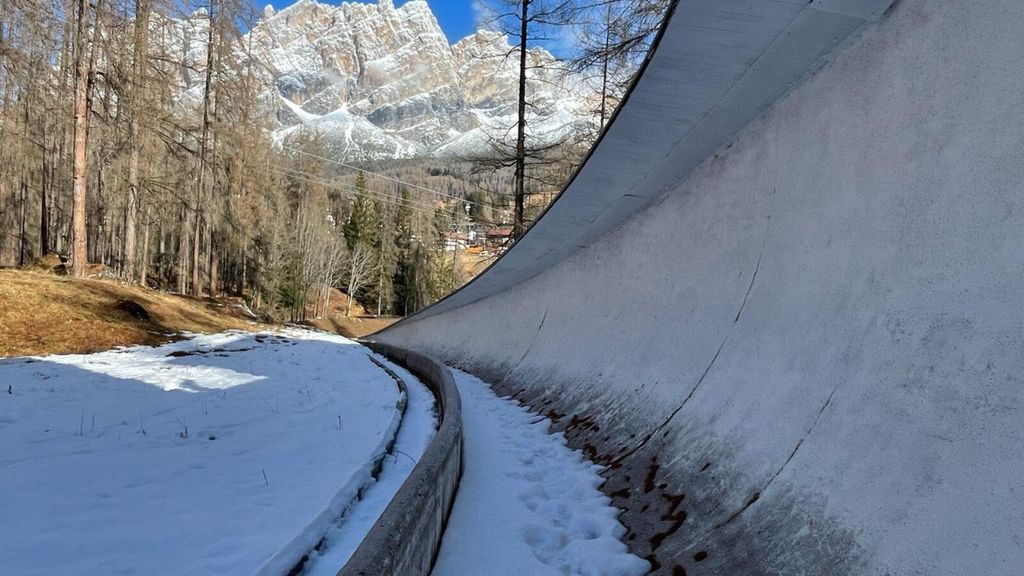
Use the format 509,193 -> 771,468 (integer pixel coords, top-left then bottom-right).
370,189 -> 398,316
343,171 -> 376,249
392,187 -> 417,315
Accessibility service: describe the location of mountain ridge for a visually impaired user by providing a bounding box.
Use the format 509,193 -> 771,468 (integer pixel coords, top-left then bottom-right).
234,0 -> 594,161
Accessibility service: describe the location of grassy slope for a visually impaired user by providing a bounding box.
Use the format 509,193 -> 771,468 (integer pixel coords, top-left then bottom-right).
299,287 -> 398,338
0,270 -> 258,357
305,315 -> 398,339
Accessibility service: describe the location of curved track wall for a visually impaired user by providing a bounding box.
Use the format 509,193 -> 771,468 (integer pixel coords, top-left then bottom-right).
339,344 -> 462,576
376,0 -> 1024,574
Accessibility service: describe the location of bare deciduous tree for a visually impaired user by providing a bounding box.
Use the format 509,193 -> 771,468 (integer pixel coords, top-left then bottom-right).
70,0 -> 104,276
475,0 -> 577,240
345,243 -> 376,318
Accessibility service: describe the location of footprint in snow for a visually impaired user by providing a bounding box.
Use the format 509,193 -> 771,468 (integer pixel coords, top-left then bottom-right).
523,524 -> 570,556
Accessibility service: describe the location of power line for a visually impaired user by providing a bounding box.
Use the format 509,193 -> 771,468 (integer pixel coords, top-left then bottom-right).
268,166 -> 446,216
271,170 -> 440,216
271,165 -> 446,212
281,145 -> 486,207
281,145 -> 516,215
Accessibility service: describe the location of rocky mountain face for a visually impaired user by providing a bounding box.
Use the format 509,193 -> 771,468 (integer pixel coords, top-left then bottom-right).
232,0 -> 595,161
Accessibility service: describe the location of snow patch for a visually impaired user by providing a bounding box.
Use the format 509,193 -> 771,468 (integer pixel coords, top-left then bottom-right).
0,329 -> 413,576
432,368 -> 649,576
298,353 -> 437,575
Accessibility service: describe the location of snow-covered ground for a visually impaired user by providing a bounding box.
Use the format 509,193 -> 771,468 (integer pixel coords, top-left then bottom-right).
298,354 -> 436,576
0,329 -> 425,576
433,368 -> 649,576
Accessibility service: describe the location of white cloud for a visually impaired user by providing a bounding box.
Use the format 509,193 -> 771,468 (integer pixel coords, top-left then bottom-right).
473,0 -> 496,31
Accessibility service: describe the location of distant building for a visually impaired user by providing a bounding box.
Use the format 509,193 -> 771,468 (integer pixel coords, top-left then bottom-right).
443,230 -> 471,252
485,226 -> 513,253
466,223 -> 488,245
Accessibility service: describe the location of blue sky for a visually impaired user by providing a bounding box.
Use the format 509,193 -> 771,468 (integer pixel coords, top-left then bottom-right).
266,0 -> 480,44
414,0 -> 480,43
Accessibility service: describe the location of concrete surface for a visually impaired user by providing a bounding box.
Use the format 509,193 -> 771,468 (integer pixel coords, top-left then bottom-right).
375,0 -> 1024,574
338,344 -> 462,576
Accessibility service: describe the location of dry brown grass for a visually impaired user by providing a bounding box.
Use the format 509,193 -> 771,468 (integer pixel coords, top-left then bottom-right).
304,315 -> 399,339
299,287 -> 397,339
307,287 -> 366,319
458,251 -> 494,278
0,269 -> 262,357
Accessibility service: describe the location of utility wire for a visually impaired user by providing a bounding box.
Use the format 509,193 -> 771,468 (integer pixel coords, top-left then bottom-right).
269,166 -> 445,215
281,145 -> 487,207
281,146 -> 516,215
276,179 -> 442,217
271,165 -> 446,212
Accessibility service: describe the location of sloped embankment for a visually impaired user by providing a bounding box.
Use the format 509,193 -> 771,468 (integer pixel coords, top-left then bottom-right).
0,269 -> 257,357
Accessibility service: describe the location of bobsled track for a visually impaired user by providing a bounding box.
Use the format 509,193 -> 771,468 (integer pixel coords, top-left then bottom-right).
372,0 -> 1024,574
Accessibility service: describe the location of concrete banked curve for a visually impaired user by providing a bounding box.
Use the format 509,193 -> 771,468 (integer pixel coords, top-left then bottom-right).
375,0 -> 1024,574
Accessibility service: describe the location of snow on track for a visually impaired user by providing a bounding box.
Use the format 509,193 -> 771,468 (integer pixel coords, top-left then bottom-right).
433,368 -> 649,576
0,329 -> 408,576
298,353 -> 437,576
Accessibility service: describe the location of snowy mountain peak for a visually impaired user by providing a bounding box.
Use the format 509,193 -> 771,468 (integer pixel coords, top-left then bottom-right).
239,0 -> 593,161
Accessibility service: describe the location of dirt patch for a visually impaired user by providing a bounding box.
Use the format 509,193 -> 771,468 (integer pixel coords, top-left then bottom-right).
115,299 -> 151,321
303,315 -> 399,339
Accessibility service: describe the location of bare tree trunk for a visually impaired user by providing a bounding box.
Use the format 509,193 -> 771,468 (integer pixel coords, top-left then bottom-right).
69,0 -> 91,277
192,0 -> 216,296
40,147 -> 48,255
70,0 -> 104,277
93,162 -> 103,265
177,204 -> 189,293
0,180 -> 6,263
51,0 -> 75,260
600,3 -> 612,128
19,84 -> 31,266
124,0 -> 151,283
47,150 -> 57,251
377,256 -> 383,316
140,208 -> 151,287
54,123 -> 68,257
18,178 -> 27,266
450,210 -> 460,291
347,278 -> 355,317
191,211 -> 202,295
512,0 -> 530,240
124,153 -> 139,277
157,218 -> 166,285
208,229 -> 217,297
